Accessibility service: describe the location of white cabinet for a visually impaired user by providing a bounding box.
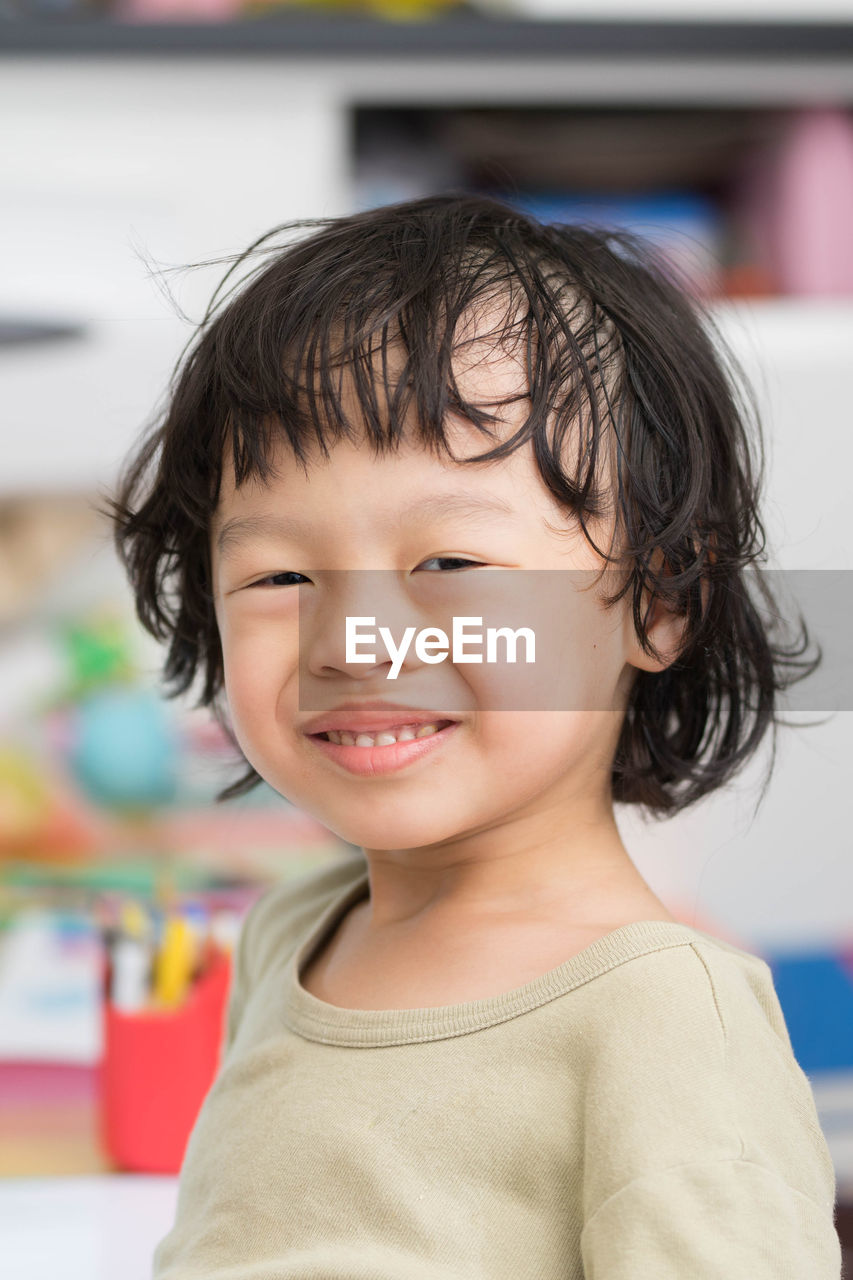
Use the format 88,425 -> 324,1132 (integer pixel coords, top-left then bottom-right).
4,33 -> 853,491
1,60 -> 349,492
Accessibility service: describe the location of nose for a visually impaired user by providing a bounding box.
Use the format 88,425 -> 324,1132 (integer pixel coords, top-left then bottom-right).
298,569 -> 425,687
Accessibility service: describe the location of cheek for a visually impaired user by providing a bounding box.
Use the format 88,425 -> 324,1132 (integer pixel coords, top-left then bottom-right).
217,610 -> 297,724
461,602 -> 626,717
551,596 -> 628,712
476,709 -> 616,775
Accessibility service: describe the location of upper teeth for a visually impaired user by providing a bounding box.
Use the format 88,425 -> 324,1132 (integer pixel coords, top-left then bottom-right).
324,722 -> 445,747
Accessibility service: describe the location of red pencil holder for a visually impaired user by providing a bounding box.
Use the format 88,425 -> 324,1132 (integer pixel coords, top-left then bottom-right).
97,949 -> 231,1173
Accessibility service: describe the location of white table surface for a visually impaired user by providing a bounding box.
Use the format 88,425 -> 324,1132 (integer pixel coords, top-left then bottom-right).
0,1176 -> 179,1280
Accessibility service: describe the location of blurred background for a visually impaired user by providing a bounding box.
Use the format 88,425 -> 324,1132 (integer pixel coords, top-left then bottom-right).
2,3 -> 853,1276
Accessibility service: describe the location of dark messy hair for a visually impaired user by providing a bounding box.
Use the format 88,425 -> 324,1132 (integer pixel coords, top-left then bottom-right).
102,193 -> 820,815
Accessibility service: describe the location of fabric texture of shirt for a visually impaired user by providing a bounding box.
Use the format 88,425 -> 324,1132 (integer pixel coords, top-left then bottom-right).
152,853 -> 843,1279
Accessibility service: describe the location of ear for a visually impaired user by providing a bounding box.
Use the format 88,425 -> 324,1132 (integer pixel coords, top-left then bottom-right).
623,548 -> 690,676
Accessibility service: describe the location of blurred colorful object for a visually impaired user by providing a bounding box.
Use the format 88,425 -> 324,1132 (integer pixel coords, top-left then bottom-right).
0,495 -> 99,628
61,616 -> 135,699
241,0 -> 462,15
99,947 -> 231,1172
768,949 -> 853,1074
116,0 -> 460,18
733,105 -> 853,297
67,688 -> 178,813
0,910 -> 102,1064
0,748 -> 50,842
505,189 -> 724,299
115,0 -> 242,19
0,742 -> 111,860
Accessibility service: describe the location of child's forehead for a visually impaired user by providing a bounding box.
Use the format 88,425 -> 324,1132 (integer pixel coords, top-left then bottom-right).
217,413 -> 532,505
210,418 -> 619,579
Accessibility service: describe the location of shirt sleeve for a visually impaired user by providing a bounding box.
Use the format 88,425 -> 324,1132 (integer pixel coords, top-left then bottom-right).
579,1155 -> 843,1279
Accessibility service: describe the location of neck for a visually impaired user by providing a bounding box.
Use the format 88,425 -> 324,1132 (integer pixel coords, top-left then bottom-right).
356,804 -> 664,937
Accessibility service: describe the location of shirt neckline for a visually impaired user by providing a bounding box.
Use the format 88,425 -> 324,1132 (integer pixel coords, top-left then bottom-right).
282,859 -> 717,1048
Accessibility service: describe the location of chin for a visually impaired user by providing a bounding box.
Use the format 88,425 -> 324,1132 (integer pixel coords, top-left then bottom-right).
320,807 -> 467,854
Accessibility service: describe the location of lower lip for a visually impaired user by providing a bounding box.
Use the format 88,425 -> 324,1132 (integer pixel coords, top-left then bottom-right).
305,721 -> 461,776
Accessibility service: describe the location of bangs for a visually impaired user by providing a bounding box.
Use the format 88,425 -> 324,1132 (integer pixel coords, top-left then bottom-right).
198,202 -> 625,530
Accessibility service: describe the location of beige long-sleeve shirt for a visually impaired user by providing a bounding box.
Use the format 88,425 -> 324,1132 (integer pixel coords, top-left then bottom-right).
152,854 -> 842,1278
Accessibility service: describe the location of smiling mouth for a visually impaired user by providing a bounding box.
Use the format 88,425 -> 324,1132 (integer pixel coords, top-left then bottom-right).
312,719 -> 455,747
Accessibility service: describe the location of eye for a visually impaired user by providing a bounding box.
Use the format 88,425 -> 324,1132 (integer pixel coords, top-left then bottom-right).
416,557 -> 485,572
247,571 -> 312,588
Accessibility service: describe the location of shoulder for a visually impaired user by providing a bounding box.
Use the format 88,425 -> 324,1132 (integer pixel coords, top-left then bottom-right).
581,923 -> 789,1057
682,928 -> 796,1058
237,853 -> 367,986
578,925 -> 836,1218
637,927 -> 821,1115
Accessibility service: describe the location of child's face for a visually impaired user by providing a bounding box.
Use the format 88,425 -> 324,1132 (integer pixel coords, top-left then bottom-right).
209,343 -> 681,856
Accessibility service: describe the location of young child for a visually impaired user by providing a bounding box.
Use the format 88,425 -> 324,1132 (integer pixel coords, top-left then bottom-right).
108,194 -> 842,1278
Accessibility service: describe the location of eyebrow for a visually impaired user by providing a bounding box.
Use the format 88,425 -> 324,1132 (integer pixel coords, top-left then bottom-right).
214,491 -> 517,557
